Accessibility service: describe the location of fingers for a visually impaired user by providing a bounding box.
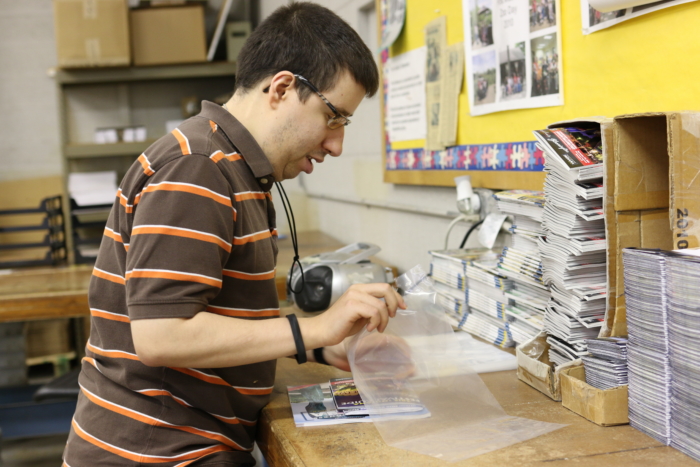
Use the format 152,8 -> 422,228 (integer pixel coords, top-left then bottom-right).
353,283 -> 406,317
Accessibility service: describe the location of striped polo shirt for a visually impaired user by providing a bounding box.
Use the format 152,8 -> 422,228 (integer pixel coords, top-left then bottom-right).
64,101 -> 279,467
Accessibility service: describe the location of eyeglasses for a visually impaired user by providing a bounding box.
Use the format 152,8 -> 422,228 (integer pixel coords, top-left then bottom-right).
293,74 -> 351,130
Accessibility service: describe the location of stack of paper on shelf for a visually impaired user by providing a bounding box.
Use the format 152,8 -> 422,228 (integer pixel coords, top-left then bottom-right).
493,190 -> 549,345
429,249 -> 514,347
534,125 -> 607,366
665,251 -> 700,461
582,337 -> 628,390
622,248 -> 672,445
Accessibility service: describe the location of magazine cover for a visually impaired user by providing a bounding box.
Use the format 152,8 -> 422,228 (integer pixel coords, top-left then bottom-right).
329,377 -> 366,414
494,190 -> 545,207
533,127 -> 603,170
287,382 -> 378,427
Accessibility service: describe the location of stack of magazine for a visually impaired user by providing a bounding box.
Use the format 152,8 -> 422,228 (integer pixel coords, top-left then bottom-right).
623,247 -> 700,462
287,377 -> 428,427
429,249 -> 515,347
622,248 -> 672,444
493,190 -> 549,344
534,125 -> 607,366
582,337 -> 628,390
665,252 -> 700,461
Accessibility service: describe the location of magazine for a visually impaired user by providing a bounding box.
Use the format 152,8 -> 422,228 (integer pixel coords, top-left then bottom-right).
287,380 -> 430,427
533,127 -> 603,171
329,376 -> 425,416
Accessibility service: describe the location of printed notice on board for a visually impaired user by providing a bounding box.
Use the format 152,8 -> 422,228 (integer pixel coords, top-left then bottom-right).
462,0 -> 563,116
581,0 -> 697,35
386,47 -> 427,143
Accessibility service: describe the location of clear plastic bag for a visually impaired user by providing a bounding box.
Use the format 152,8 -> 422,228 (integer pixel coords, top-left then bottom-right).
346,265 -> 565,462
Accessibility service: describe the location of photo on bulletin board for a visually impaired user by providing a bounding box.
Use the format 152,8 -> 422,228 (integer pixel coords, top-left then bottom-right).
464,0 -> 563,116
581,0 -> 697,34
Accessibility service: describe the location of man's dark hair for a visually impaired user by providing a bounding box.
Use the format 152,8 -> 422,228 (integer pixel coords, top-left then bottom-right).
235,2 -> 379,101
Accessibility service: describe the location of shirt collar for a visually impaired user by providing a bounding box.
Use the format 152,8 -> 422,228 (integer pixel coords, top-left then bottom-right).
198,101 -> 275,190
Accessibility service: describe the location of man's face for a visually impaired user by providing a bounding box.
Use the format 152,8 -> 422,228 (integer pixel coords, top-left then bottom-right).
265,71 -> 366,181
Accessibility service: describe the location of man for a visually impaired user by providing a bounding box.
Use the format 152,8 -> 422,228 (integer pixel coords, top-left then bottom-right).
63,3 -> 404,466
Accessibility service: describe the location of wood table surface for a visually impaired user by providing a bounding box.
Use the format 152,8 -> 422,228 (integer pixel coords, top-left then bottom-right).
0,265 -> 93,322
0,231 -> 347,322
257,358 -> 698,467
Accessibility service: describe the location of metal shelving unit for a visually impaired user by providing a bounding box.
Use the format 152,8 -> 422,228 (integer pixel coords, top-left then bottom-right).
53,61 -> 237,262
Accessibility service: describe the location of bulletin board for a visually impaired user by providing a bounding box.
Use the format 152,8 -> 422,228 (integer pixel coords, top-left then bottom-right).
380,0 -> 700,190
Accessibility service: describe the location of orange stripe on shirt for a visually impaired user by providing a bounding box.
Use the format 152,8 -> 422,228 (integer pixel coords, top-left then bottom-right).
171,128 -> 191,155
172,367 -> 230,386
71,420 -> 233,463
137,389 -> 192,407
234,191 -> 270,201
209,120 -> 217,132
210,150 -> 242,163
211,414 -> 255,427
138,154 -> 155,176
132,225 -> 232,252
80,386 -> 246,451
137,389 -> 253,426
233,386 -> 274,396
206,305 -> 280,318
104,227 -> 123,243
92,267 -> 126,285
232,230 -> 272,245
141,182 -> 232,208
171,368 -> 272,396
90,308 -> 130,323
222,269 -> 276,281
87,342 -> 140,361
125,269 -> 222,288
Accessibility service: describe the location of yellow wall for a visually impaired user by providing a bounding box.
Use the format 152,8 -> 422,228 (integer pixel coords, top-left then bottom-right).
390,0 -> 700,149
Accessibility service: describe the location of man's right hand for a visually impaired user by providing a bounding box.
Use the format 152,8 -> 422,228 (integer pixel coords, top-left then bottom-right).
302,283 -> 406,349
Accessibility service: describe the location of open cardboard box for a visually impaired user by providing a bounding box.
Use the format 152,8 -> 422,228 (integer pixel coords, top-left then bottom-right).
548,113 -> 700,337
603,112 -> 700,336
516,332 -> 579,401
560,364 -> 629,427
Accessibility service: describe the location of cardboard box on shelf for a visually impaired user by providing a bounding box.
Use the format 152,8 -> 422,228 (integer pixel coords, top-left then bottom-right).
560,364 -> 629,427
53,0 -> 131,68
130,5 -> 207,66
225,21 -> 251,62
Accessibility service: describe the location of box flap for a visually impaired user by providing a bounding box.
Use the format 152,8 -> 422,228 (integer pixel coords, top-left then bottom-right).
668,112 -> 700,249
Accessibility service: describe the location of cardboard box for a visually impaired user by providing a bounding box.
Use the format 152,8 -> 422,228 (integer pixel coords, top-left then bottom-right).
226,21 -> 251,62
601,112 -> 700,336
53,0 -> 131,68
516,332 -> 579,401
130,5 -> 207,66
560,364 -> 629,426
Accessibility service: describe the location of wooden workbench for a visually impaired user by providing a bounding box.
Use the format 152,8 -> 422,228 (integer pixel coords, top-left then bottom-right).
0,265 -> 93,322
0,231 -> 345,323
257,358 -> 698,467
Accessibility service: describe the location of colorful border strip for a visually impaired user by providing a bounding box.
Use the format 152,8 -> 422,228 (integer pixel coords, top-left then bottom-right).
385,141 -> 544,172
380,0 -> 543,174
